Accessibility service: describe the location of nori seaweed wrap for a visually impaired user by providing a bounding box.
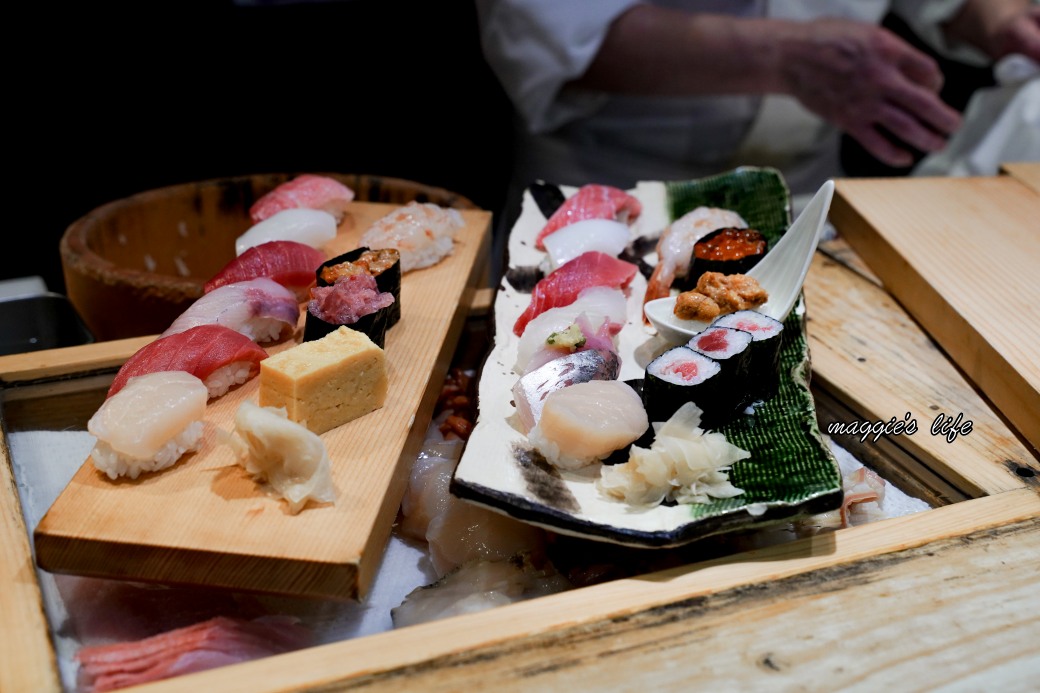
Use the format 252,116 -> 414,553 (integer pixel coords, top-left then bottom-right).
304,273 -> 394,348
681,227 -> 767,290
316,247 -> 402,328
642,346 -> 725,427
712,310 -> 784,402
687,325 -> 754,414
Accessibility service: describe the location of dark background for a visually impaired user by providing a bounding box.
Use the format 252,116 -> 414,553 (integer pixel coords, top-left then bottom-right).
11,1 -> 516,295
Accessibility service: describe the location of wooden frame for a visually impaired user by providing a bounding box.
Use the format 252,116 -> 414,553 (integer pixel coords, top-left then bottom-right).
3,172 -> 1039,691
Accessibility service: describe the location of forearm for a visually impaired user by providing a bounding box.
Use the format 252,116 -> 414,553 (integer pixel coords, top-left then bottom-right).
571,5 -> 790,96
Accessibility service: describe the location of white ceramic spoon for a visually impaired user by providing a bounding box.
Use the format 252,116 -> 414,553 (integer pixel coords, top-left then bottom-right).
643,179 -> 835,344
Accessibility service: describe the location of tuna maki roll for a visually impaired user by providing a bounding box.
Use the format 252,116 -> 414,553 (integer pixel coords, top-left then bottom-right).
317,247 -> 402,328
643,346 -> 723,426
687,326 -> 754,414
712,310 -> 784,401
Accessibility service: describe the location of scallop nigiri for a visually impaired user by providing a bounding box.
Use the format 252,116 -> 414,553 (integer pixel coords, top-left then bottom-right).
164,277 -> 300,343
109,325 -> 268,399
235,208 -> 337,256
89,371 -> 208,480
528,380 -> 648,471
535,184 -> 641,251
204,240 -> 326,302
249,174 -> 355,223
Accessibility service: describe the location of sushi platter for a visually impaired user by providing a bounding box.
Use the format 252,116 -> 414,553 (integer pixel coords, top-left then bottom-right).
453,168 -> 844,547
33,200 -> 492,601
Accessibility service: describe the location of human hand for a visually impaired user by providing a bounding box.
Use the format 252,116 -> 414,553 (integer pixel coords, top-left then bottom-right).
778,18 -> 962,168
986,6 -> 1040,61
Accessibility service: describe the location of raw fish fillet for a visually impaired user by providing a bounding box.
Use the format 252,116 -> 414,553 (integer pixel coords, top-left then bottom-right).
235,208 -> 337,256
165,277 -> 300,343
109,325 -> 268,399
534,184 -> 642,250
308,273 -> 394,325
249,174 -> 355,223
513,251 -> 638,337
75,615 -> 313,692
512,348 -> 621,434
204,240 -> 326,301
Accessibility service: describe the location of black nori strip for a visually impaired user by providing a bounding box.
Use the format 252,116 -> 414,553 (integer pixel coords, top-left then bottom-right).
687,326 -> 754,413
681,228 -> 767,290
316,247 -> 401,328
712,311 -> 784,402
529,180 -> 566,218
642,347 -> 725,427
303,304 -> 389,348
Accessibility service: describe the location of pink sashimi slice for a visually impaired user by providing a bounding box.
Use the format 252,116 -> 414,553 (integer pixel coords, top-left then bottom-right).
249,174 -> 355,223
204,240 -> 326,301
534,184 -> 642,251
75,616 -> 313,692
513,251 -> 638,337
107,325 -> 268,399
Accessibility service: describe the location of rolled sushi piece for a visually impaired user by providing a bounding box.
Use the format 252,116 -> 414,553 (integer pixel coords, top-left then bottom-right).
88,371 -> 208,480
712,310 -> 785,402
642,346 -> 723,426
304,273 -> 395,347
687,326 -> 754,414
683,227 -> 767,290
317,247 -> 402,328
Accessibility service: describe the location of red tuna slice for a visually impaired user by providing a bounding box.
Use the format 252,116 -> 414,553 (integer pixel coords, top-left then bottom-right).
535,184 -> 642,251
107,324 -> 268,399
204,240 -> 326,301
513,251 -> 638,337
249,174 -> 355,223
75,616 -> 313,692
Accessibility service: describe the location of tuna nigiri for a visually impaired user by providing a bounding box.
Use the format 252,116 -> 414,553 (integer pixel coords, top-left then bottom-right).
109,325 -> 268,399
204,240 -> 326,302
235,208 -> 338,256
513,251 -> 638,337
249,174 -> 355,223
164,277 -> 300,343
534,184 -> 642,251
89,371 -> 208,480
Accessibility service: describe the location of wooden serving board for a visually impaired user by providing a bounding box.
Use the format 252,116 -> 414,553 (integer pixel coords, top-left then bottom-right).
830,170 -> 1040,454
33,201 -> 491,601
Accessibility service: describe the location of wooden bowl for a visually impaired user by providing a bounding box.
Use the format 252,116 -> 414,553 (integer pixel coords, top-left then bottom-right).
60,173 -> 476,342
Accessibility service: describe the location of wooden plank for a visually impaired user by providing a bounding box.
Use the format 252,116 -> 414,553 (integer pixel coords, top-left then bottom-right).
32,202 -> 492,601
831,175 -> 1040,454
136,490 -> 1040,692
0,445 -> 61,693
804,250 -> 1039,497
1001,161 -> 1040,195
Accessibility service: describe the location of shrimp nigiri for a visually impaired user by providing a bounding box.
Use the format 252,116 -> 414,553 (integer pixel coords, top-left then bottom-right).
642,207 -> 747,321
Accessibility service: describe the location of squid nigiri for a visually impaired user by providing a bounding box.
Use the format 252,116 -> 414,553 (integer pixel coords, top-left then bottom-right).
235,208 -> 337,256
249,174 -> 355,223
164,277 -> 300,343
204,240 -> 326,302
89,371 -> 208,480
109,324 -> 268,399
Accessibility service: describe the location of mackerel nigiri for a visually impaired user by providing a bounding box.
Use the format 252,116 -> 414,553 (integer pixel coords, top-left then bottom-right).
534,184 -> 641,251
164,277 -> 300,343
250,174 -> 355,223
204,240 -> 326,302
513,251 -> 638,337
108,324 -> 268,399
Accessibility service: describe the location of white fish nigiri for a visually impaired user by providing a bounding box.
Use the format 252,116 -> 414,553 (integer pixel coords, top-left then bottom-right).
162,277 -> 300,343
229,400 -> 335,514
88,371 -> 208,480
528,380 -> 648,471
543,218 -> 631,271
235,208 -> 338,256
513,286 -> 627,375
